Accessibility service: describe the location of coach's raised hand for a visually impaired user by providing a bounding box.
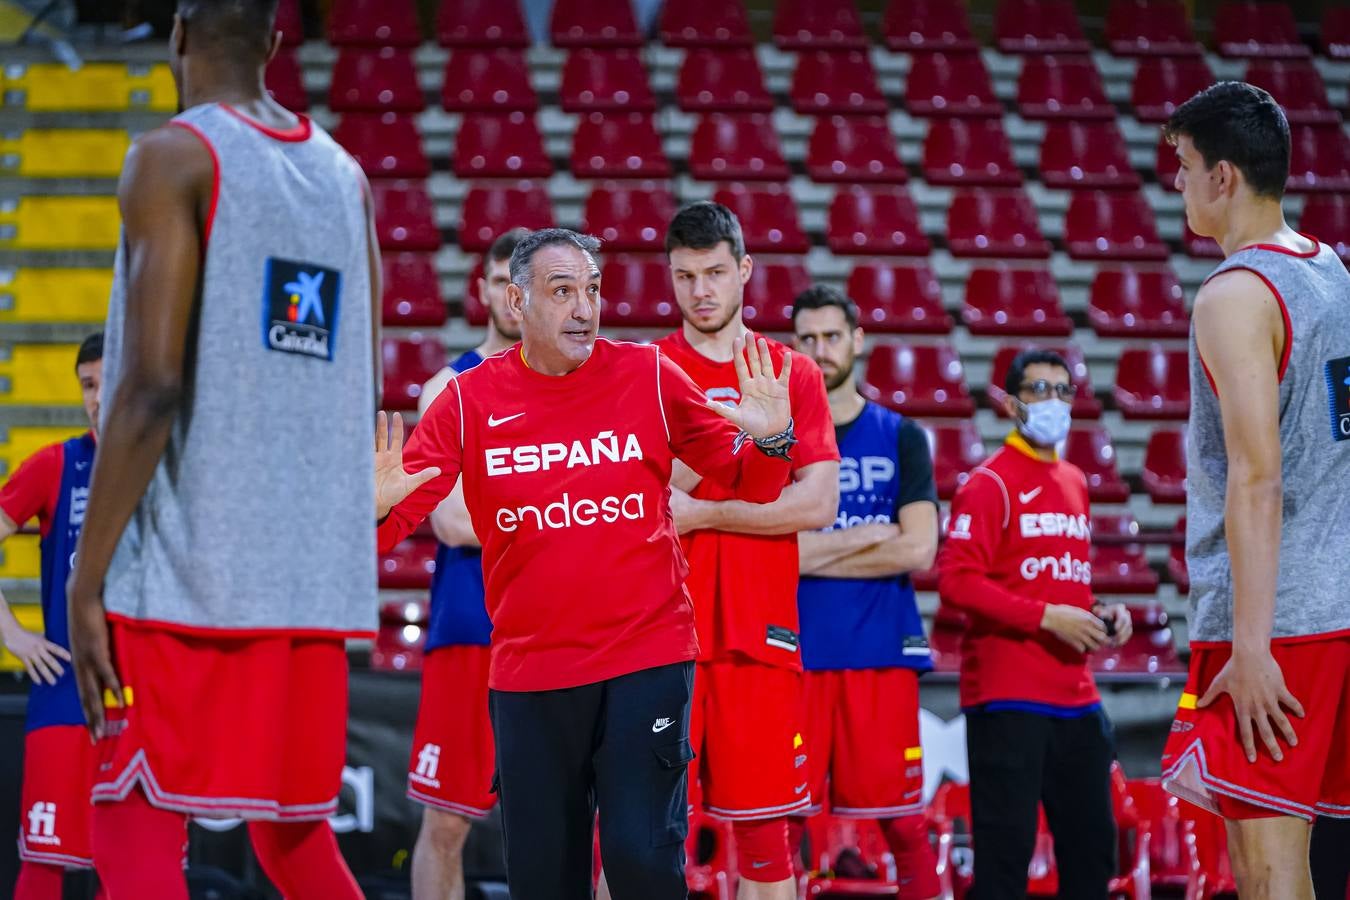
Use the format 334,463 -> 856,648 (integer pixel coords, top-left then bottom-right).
706,336 -> 792,438
375,411 -> 441,519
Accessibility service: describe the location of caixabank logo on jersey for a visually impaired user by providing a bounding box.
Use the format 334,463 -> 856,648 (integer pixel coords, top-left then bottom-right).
262,257 -> 342,361
1327,355 -> 1350,441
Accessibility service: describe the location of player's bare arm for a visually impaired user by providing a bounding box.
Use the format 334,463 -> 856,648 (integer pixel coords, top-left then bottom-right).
797,523 -> 892,574
360,167 -> 383,406
1192,269 -> 1305,763
0,510 -> 70,685
804,499 -> 938,579
67,125 -> 213,738
671,460 -> 839,535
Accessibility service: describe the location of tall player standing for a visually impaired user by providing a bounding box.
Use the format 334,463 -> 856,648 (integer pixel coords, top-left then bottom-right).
1,335 -> 102,899
655,202 -> 839,899
789,288 -> 941,899
1159,82 -> 1350,900
67,1 -> 382,896
407,227 -> 524,900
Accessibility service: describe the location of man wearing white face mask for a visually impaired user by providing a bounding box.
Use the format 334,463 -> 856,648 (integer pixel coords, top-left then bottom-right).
936,349 -> 1132,899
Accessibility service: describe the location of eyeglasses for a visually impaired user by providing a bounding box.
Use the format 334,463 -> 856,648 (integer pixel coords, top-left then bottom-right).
1018,380 -> 1077,401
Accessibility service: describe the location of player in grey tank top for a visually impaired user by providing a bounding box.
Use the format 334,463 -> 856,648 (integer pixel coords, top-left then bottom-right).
67,0 -> 374,896
1156,82 -> 1350,900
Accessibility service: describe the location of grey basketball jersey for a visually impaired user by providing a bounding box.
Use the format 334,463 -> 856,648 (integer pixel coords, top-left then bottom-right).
101,103 -> 377,635
1186,238 -> 1350,643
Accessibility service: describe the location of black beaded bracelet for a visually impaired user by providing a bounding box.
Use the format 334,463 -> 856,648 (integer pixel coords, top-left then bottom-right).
733,418 -> 798,461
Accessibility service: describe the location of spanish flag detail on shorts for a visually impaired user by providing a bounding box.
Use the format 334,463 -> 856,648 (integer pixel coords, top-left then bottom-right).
793,733 -> 803,750
1178,692 -> 1198,711
904,746 -> 923,762
103,686 -> 133,708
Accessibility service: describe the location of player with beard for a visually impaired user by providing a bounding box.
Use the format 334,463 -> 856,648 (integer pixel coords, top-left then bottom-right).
790,287 -> 941,899
655,202 -> 839,900
407,228 -> 525,900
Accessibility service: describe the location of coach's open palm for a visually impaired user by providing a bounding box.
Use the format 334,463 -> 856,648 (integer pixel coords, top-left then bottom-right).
706,336 -> 793,439
375,411 -> 441,519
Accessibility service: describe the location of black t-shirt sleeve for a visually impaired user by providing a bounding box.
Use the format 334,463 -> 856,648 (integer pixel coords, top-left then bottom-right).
895,418 -> 938,515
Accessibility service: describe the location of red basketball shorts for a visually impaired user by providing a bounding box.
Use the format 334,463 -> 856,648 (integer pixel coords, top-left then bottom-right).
407,644 -> 496,818
689,659 -> 810,821
92,621 -> 349,821
1162,636 -> 1350,821
801,667 -> 925,818
18,724 -> 96,868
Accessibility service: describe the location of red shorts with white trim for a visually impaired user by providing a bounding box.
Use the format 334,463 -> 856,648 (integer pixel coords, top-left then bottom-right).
802,668 -> 924,818
689,659 -> 810,821
92,621 -> 349,821
18,725 -> 95,868
1161,636 -> 1350,821
407,644 -> 496,818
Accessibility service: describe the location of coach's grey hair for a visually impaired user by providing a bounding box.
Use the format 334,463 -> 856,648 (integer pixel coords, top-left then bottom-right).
508,228 -> 603,295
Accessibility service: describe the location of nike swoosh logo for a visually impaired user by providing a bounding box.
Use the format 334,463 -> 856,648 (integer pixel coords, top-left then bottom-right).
488,412 -> 525,428
652,718 -> 674,733
1019,487 -> 1043,504
751,861 -> 771,869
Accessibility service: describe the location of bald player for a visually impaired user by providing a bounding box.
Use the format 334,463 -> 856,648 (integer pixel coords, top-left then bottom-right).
67,1 -> 380,896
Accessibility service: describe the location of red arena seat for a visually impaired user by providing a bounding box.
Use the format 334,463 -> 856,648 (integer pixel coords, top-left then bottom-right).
861,343 -> 976,418
988,342 -> 1103,419
459,182 -> 553,252
689,114 -> 790,182
790,50 -> 886,115
264,48 -> 307,112
807,116 -> 907,184
1182,221 -> 1223,258
333,113 -> 429,178
379,537 -> 437,590
1017,55 -> 1113,121
1113,345 -> 1190,420
743,262 -> 812,332
1039,121 -> 1139,190
845,263 -> 952,334
827,186 -> 931,256
1244,60 -> 1338,125
906,51 -> 1002,118
442,49 -> 537,112
453,112 -> 551,179
659,0 -> 753,47
560,49 -> 655,113
599,255 -> 681,327
773,0 -> 867,50
436,0 -> 529,47
275,0 -> 303,46
549,0 -> 642,47
947,188 -> 1051,259
926,420 -> 986,499
1090,514 -> 1160,593
1300,195 -> 1350,261
328,0 -> 421,46
882,0 -> 977,52
1168,518 -> 1189,593
582,182 -> 677,253
961,266 -> 1073,337
382,336 -> 448,411
922,118 -> 1021,187
1088,266 -> 1190,338
1064,190 -> 1169,261
1323,7 -> 1350,59
1063,428 -> 1131,503
1143,428 -> 1187,503
1214,1 -> 1310,59
1155,131 -> 1181,190
994,0 -> 1090,55
381,252 -> 446,327
329,47 -> 423,114
1287,125 -> 1350,194
372,180 -> 440,251
676,48 -> 773,113
1131,56 -> 1215,123
712,184 -> 809,254
1105,0 -> 1201,56
571,112 -> 670,179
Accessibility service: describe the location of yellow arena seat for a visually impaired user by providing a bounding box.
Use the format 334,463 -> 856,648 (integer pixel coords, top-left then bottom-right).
0,603 -> 43,672
0,533 -> 39,579
0,129 -> 129,178
0,343 -> 83,405
1,425 -> 86,475
0,268 -> 111,323
0,197 -> 120,250
2,62 -> 176,112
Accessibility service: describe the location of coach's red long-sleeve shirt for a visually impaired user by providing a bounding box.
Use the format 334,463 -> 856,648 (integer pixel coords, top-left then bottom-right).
378,339 -> 790,692
936,432 -> 1100,709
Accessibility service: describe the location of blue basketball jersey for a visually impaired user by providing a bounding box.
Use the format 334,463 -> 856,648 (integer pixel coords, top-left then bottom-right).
27,433 -> 95,731
797,403 -> 933,672
425,350 -> 492,651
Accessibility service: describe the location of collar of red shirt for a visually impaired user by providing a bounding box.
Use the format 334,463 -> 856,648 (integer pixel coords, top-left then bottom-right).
1005,429 -> 1057,463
